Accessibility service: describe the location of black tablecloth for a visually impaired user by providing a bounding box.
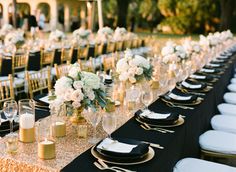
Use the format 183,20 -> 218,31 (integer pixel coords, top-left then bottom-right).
62,55 -> 235,172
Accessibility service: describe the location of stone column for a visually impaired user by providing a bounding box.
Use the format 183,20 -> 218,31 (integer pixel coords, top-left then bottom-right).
50,0 -> 58,30
64,4 -> 70,32
97,0 -> 103,29
30,2 -> 37,15
2,1 -> 10,24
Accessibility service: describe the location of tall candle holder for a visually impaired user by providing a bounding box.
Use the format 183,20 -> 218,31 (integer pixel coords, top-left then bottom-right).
19,99 -> 35,143
37,118 -> 56,160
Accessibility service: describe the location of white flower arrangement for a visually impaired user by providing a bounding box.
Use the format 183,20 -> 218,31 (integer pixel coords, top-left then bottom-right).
49,29 -> 65,42
113,27 -> 127,41
97,26 -> 114,42
161,41 -> 187,63
73,28 -> 91,40
182,39 -> 201,56
0,24 -> 13,38
4,30 -> 25,47
116,50 -> 153,84
53,63 -> 108,115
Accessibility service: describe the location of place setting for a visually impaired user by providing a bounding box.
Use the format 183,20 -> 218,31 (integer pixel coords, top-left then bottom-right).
33,90 -> 56,111
188,73 -> 218,85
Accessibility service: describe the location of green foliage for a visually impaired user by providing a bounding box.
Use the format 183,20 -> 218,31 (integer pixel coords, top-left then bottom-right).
158,0 -> 220,34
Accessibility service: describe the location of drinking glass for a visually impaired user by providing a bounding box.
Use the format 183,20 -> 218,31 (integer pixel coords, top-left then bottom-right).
84,107 -> 102,144
141,91 -> 153,110
102,112 -> 117,138
3,100 -> 18,134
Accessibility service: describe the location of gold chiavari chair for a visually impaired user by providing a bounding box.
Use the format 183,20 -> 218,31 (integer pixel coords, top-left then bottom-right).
107,41 -> 116,54
78,44 -> 90,60
26,67 -> 51,99
61,46 -> 73,64
0,75 -> 14,107
54,63 -> 70,79
94,43 -> 104,57
115,41 -> 123,52
12,51 -> 29,77
78,57 -> 94,73
41,48 -> 55,68
103,55 -> 116,72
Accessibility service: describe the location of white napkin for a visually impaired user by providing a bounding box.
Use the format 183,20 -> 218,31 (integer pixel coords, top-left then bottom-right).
0,118 -> 8,123
39,96 -> 52,104
140,110 -> 170,119
200,68 -> 214,73
209,63 -> 220,67
168,93 -> 192,101
190,74 -> 206,79
182,81 -> 201,89
97,138 -> 137,153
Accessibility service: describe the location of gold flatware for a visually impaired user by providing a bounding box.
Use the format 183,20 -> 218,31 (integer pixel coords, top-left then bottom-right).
143,123 -> 175,133
94,161 -> 121,172
165,102 -> 194,110
140,124 -> 167,133
98,159 -> 136,172
141,141 -> 164,149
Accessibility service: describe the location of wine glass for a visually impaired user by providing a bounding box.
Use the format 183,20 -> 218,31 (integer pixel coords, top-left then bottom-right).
102,112 -> 117,139
141,91 -> 153,110
3,100 -> 18,134
84,107 -> 102,144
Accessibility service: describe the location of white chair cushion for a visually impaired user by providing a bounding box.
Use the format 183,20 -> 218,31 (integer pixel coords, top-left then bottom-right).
231,78 -> 236,84
224,92 -> 236,104
227,84 -> 236,92
16,71 -> 36,79
218,103 -> 236,116
173,158 -> 236,172
199,130 -> 236,155
211,115 -> 236,134
0,76 -> 24,87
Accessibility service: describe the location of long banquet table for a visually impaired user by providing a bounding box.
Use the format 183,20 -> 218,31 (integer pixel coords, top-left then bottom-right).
0,54 -> 235,172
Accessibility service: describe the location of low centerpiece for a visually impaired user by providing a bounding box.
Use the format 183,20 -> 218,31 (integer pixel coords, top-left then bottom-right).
49,29 -> 65,42
53,63 -> 108,123
72,28 -> 91,46
4,30 -> 25,49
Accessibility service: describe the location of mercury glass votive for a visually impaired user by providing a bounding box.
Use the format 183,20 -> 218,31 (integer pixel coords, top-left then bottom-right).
5,133 -> 18,154
19,99 -> 35,143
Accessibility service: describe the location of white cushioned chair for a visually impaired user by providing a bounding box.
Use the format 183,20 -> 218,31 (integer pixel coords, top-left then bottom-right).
227,84 -> 236,92
231,78 -> 236,84
218,103 -> 236,116
199,130 -> 236,156
211,115 -> 236,134
173,158 -> 236,172
224,92 -> 236,104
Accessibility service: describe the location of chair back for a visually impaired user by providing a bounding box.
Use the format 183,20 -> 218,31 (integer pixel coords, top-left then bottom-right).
41,49 -> 55,68
12,51 -> 29,75
54,63 -> 70,79
26,67 -> 51,99
0,75 -> 14,105
61,47 -> 73,64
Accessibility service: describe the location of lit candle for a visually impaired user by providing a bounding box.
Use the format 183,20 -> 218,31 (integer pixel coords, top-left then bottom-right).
19,113 -> 35,143
50,121 -> 66,137
5,133 -> 18,154
38,138 -> 56,159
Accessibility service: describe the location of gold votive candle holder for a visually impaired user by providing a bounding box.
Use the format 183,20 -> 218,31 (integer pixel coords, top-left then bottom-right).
77,123 -> 87,139
5,133 -> 18,154
38,139 -> 56,159
127,101 -> 136,110
50,122 -> 66,137
19,99 -> 35,143
150,80 -> 159,89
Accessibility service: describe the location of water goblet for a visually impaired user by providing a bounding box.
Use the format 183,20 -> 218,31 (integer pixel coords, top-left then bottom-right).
102,112 -> 117,139
3,100 -> 18,134
141,91 -> 153,110
84,107 -> 102,144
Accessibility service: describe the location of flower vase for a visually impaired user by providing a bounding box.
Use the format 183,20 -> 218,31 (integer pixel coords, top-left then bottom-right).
69,108 -> 87,138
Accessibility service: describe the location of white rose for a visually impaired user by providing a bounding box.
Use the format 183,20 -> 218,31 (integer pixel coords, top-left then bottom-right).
64,88 -> 74,101
128,67 -> 137,76
54,76 -> 73,96
119,72 -> 128,81
87,91 -> 95,100
73,81 -> 84,89
81,71 -> 100,89
161,46 -> 174,56
116,58 -> 129,73
72,101 -> 81,109
135,67 -> 143,75
68,67 -> 78,78
71,89 -> 84,102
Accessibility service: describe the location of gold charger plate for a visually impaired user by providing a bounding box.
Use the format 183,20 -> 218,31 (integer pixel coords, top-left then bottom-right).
176,84 -> 212,93
91,146 -> 155,165
136,116 -> 184,128
161,97 -> 202,106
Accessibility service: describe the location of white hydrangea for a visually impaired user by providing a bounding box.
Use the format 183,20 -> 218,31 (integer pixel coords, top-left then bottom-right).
49,29 -> 65,41
4,31 -> 24,46
81,71 -> 101,90
73,28 -> 91,39
54,76 -> 73,97
68,63 -> 81,78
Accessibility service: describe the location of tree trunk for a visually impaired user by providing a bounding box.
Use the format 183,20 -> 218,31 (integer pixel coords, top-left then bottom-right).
220,0 -> 235,31
116,0 -> 130,28
12,0 -> 17,28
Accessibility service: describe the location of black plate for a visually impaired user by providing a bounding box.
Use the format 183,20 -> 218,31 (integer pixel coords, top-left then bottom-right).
160,91 -> 197,104
33,94 -> 50,107
0,113 -> 19,135
135,110 -> 179,125
198,68 -> 222,74
180,79 -> 207,90
96,138 -> 149,162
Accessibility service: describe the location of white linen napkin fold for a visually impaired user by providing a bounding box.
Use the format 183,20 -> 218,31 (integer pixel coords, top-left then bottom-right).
209,63 -> 220,67
39,96 -> 52,104
0,118 -> 8,123
169,93 -> 192,101
140,109 -> 171,119
97,138 -> 137,153
200,68 -> 215,73
182,81 -> 201,89
190,74 -> 206,79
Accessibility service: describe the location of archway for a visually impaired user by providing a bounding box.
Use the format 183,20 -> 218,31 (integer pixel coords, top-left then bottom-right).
16,3 -> 30,28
